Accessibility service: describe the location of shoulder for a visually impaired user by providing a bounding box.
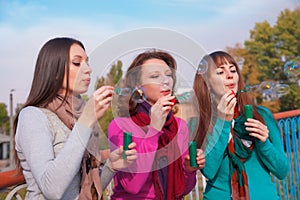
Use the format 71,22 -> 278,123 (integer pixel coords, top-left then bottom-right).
19,106 -> 47,120
256,106 -> 274,119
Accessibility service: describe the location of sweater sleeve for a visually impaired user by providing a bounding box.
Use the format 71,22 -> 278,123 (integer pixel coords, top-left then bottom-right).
15,107 -> 92,199
254,106 -> 289,180
108,119 -> 163,194
100,162 -> 116,190
201,118 -> 232,180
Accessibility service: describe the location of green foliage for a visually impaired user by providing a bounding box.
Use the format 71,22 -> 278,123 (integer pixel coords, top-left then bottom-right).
0,103 -> 9,134
245,21 -> 279,81
279,83 -> 300,112
95,60 -> 123,89
245,8 -> 300,82
226,7 -> 300,112
98,107 -> 113,149
95,60 -> 123,147
0,103 -> 8,124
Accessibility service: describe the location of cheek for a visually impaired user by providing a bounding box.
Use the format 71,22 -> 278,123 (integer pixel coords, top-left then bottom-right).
69,68 -> 80,88
235,74 -> 239,83
209,76 -> 223,86
143,85 -> 161,98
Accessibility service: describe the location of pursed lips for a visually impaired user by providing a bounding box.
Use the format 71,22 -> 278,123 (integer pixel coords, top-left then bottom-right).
83,78 -> 91,85
160,90 -> 170,95
226,83 -> 236,89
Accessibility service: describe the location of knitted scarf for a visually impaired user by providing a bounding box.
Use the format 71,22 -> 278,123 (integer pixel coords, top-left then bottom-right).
46,95 -> 102,200
131,102 -> 185,200
227,106 -> 254,200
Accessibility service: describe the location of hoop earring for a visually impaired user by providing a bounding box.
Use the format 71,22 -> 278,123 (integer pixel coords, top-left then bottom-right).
132,86 -> 146,103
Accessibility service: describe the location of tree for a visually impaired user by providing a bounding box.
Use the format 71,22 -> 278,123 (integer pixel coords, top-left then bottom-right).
278,83 -> 300,111
94,61 -> 124,149
95,60 -> 123,89
0,103 -> 9,134
273,8 -> 300,63
242,7 -> 300,111
244,21 -> 280,81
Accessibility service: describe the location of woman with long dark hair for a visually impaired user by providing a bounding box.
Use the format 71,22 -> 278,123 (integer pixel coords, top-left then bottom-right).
14,37 -> 137,200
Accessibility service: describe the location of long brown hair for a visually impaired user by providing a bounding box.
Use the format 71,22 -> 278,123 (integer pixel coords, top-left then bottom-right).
13,37 -> 85,170
193,51 -> 264,148
118,49 -> 177,117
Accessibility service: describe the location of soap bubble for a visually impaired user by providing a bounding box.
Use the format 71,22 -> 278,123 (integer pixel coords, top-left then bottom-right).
115,88 -> 132,96
274,84 -> 290,95
239,84 -> 259,93
258,81 -> 274,92
197,59 -> 208,74
238,81 -> 290,99
284,60 -> 300,78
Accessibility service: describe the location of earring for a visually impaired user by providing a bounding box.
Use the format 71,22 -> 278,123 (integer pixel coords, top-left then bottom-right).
132,86 -> 146,103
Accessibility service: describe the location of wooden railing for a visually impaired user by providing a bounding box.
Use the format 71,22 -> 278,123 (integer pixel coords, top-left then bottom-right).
0,169 -> 26,199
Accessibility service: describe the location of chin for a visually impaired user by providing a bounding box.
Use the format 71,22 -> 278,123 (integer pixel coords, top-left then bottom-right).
73,89 -> 88,95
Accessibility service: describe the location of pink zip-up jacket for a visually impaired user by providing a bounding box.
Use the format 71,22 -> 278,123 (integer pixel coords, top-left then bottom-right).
108,116 -> 197,200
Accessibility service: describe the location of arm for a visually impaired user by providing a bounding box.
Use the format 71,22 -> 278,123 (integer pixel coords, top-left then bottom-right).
201,118 -> 231,180
108,119 -> 162,194
254,106 -> 289,180
100,162 -> 116,190
15,107 -> 92,199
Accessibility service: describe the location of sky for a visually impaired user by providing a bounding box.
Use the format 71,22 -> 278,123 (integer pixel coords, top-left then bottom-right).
0,0 -> 299,113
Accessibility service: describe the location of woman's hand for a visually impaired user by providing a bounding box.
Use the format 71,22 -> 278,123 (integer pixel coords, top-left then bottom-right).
108,142 -> 137,171
149,94 -> 175,130
217,90 -> 237,121
245,119 -> 269,142
79,85 -> 114,128
184,149 -> 206,172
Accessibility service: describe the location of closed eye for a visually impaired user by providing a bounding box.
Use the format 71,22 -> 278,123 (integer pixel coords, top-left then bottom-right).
72,62 -> 81,67
150,75 -> 159,78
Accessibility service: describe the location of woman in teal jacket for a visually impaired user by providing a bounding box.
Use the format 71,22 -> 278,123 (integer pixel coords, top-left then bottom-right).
192,51 -> 288,200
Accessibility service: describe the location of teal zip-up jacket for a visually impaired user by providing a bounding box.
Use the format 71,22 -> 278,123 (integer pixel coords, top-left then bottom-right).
201,106 -> 289,200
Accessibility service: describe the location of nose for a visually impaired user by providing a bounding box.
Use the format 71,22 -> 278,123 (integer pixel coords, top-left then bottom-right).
226,70 -> 233,79
161,75 -> 170,86
83,61 -> 92,74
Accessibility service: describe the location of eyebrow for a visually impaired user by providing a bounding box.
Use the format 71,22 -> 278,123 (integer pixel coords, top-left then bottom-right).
148,70 -> 172,75
217,64 -> 235,69
72,55 -> 89,61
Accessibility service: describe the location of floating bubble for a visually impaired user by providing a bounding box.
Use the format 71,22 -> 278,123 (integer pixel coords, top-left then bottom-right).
284,60 -> 300,78
115,88 -> 132,96
237,81 -> 290,98
237,84 -> 259,94
176,91 -> 192,103
274,84 -> 290,95
197,59 -> 208,74
132,87 -> 146,104
258,81 -> 274,92
114,86 -> 146,104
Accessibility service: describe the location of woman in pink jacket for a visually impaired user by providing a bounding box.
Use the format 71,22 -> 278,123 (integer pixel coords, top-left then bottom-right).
108,50 -> 206,200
